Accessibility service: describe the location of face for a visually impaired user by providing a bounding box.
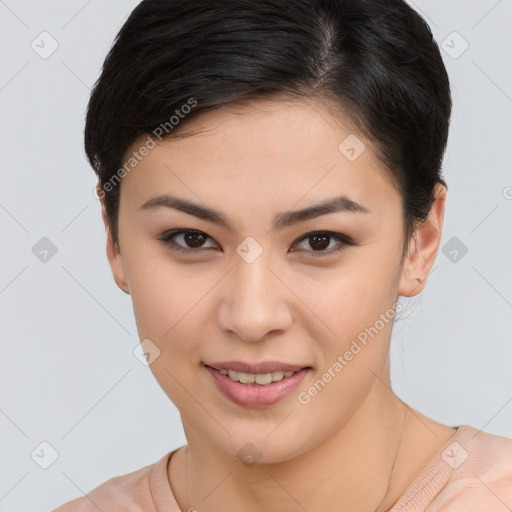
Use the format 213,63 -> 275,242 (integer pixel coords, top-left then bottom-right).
103,98 -> 440,464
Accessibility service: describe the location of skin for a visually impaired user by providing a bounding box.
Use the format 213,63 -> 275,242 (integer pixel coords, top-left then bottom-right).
99,97 -> 456,512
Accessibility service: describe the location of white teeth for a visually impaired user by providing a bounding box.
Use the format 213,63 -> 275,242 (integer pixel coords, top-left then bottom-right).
219,369 -> 298,385
239,372 -> 255,384
271,371 -> 284,381
255,373 -> 272,385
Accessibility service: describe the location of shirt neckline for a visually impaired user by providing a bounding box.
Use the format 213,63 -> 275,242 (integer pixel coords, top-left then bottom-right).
148,445 -> 183,511
388,424 -> 471,511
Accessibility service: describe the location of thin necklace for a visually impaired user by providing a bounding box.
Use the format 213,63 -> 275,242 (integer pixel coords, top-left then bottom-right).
178,404 -> 410,512
371,403 -> 409,512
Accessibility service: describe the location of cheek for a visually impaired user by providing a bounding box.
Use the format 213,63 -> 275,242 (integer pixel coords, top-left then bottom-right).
124,247 -> 218,361
295,258 -> 396,335
121,249 -> 179,352
127,262 -> 177,339
125,254 -> 211,408
289,254 -> 399,384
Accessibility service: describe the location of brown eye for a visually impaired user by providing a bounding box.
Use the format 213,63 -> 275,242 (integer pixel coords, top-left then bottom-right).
158,229 -> 218,252
306,233 -> 332,251
292,231 -> 354,257
182,231 -> 207,248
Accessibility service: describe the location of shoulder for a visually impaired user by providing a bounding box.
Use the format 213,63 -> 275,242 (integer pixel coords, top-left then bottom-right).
430,425 -> 512,510
52,451 -> 173,512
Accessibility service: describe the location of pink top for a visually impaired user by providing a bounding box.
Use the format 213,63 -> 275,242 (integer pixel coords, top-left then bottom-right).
53,424 -> 512,511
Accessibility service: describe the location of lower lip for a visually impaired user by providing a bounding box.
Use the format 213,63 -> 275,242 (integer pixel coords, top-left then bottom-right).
204,365 -> 310,408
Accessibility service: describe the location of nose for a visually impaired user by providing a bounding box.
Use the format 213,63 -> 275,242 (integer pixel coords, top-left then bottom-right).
216,249 -> 293,343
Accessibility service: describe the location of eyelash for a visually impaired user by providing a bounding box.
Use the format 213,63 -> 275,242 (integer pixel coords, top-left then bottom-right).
157,229 -> 355,258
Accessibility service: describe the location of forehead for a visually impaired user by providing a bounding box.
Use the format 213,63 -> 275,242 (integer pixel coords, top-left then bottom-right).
120,98 -> 400,217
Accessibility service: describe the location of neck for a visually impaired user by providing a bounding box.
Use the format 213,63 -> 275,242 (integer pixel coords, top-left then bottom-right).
170,384 -> 410,512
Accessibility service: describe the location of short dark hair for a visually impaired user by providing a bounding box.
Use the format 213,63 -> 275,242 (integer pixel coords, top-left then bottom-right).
85,0 -> 451,262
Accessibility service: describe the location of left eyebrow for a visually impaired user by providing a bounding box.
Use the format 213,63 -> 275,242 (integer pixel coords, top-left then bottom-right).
140,194 -> 370,231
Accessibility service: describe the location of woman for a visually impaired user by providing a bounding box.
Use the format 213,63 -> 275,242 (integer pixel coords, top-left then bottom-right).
54,0 -> 512,510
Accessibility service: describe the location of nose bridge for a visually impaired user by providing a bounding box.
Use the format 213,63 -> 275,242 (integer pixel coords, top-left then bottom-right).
217,243 -> 292,342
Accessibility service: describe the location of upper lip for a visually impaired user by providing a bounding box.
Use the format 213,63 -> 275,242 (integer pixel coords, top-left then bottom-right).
204,361 -> 311,374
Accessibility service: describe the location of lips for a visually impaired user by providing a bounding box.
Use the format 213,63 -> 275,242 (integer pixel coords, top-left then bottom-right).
204,361 -> 310,374
204,365 -> 311,408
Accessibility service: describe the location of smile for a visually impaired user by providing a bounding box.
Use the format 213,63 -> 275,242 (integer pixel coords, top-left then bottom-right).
203,364 -> 311,408
218,368 -> 297,385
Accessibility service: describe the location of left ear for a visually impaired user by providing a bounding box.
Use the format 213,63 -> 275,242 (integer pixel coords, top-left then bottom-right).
398,183 -> 447,297
96,182 -> 131,295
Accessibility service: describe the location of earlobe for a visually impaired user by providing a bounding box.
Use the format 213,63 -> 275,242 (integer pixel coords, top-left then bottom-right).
97,182 -> 130,295
398,184 -> 447,298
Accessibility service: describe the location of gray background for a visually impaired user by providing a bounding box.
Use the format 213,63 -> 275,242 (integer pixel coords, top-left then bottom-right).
1,1 -> 511,510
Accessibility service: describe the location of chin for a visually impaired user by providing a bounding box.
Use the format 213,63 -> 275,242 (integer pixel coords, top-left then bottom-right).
216,432 -> 311,467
